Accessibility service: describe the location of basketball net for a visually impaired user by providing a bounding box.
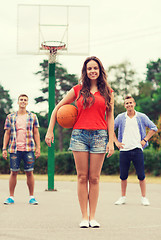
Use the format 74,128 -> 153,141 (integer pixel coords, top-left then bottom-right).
49,49 -> 57,63
41,41 -> 66,63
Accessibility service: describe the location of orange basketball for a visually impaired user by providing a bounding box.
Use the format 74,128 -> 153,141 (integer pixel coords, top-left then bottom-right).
57,104 -> 78,128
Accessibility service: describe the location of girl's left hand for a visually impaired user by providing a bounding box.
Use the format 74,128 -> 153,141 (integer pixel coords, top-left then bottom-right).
106,142 -> 114,158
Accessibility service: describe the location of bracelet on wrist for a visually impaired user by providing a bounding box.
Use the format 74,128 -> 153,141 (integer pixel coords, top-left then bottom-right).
143,139 -> 147,143
2,149 -> 7,151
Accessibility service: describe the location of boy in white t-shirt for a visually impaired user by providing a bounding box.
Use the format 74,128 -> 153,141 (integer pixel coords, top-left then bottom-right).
114,96 -> 157,206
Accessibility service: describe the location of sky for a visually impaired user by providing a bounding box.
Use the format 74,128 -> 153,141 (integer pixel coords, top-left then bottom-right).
0,0 -> 161,113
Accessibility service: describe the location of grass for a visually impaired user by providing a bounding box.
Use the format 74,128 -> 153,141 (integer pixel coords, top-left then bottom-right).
0,174 -> 161,184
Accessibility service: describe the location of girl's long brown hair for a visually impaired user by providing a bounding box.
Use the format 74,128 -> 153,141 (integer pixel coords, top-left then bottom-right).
77,56 -> 112,111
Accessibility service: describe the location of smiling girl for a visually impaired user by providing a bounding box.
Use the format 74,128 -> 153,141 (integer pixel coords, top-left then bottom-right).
45,56 -> 114,228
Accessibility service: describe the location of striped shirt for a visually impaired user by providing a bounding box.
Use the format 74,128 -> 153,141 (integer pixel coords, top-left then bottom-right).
4,111 -> 39,153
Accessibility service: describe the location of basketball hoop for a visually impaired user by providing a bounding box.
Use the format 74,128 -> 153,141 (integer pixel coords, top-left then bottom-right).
41,41 -> 66,63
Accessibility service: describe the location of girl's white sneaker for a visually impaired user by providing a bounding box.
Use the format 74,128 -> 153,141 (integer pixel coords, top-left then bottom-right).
89,219 -> 100,228
79,220 -> 89,228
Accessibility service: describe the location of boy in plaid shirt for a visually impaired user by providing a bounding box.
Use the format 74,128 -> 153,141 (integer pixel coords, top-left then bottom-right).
2,94 -> 40,205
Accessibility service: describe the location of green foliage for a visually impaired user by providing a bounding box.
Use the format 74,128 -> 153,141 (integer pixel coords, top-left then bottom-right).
35,114 -> 73,153
1,149 -> 161,176
143,149 -> 156,173
36,112 -> 48,129
107,60 -> 139,117
39,127 -> 47,142
102,151 -> 120,174
54,152 -> 76,174
113,102 -> 125,118
135,58 -> 161,121
150,115 -> 161,150
135,96 -> 155,118
34,152 -> 48,174
0,153 -> 10,173
153,151 -> 161,176
34,60 -> 78,105
55,126 -> 72,151
32,151 -> 76,175
146,58 -> 161,86
40,141 -> 48,153
0,85 -> 13,149
107,61 -> 138,101
137,81 -> 153,98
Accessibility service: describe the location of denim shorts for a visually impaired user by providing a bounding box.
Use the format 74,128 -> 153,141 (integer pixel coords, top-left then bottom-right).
120,148 -> 145,181
10,151 -> 35,172
69,129 -> 108,153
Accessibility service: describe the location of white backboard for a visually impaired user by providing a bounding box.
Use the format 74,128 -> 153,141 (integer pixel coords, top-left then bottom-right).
17,4 -> 90,56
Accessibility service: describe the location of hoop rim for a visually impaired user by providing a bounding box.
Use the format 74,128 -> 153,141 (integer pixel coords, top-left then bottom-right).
41,41 -> 66,51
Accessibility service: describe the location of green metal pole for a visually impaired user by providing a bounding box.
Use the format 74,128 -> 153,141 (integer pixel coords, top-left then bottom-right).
48,62 -> 56,190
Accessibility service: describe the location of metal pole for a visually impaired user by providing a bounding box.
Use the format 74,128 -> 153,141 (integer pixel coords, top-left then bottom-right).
47,53 -> 56,191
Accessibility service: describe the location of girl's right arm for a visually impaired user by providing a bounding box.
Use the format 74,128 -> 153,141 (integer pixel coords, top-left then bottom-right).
45,88 -> 76,147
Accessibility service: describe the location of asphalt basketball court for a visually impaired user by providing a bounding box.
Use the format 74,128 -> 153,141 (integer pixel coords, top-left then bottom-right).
0,178 -> 161,240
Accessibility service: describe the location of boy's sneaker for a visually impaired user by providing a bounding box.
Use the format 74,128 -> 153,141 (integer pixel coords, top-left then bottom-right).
4,197 -> 14,205
141,197 -> 150,206
29,198 -> 38,205
115,196 -> 126,205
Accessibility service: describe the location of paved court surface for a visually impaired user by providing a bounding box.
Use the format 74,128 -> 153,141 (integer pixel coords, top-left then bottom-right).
0,179 -> 161,240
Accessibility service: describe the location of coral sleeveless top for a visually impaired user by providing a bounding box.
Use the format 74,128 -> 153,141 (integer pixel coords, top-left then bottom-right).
73,84 -> 112,130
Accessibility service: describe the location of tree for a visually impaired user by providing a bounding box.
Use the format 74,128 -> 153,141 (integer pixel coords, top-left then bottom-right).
146,58 -> 161,87
35,60 -> 78,104
34,60 -> 78,151
0,84 -> 13,149
107,60 -> 139,117
150,115 -> 161,150
135,59 -> 161,121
